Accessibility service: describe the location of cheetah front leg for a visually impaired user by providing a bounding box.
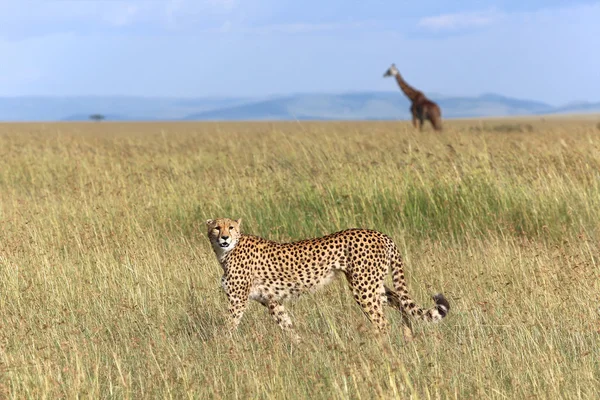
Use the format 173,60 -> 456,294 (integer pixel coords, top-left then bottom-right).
262,300 -> 301,343
269,302 -> 301,343
225,291 -> 249,335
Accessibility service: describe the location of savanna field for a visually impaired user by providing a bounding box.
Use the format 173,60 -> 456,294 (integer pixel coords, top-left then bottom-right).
0,118 -> 599,399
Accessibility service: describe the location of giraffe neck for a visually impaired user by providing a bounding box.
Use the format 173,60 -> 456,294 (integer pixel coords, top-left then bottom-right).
394,73 -> 423,103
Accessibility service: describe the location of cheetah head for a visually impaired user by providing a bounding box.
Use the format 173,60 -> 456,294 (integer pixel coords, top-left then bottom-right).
383,63 -> 399,78
206,217 -> 242,255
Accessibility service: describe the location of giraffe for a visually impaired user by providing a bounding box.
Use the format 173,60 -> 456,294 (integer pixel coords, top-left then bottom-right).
383,64 -> 442,131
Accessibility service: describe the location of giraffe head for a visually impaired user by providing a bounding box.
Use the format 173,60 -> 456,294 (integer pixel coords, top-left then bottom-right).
383,64 -> 399,78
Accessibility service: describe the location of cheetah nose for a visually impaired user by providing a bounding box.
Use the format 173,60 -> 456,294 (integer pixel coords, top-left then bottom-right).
221,235 -> 229,240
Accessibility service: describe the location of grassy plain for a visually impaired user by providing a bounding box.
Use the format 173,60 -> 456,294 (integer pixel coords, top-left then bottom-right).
0,118 -> 599,399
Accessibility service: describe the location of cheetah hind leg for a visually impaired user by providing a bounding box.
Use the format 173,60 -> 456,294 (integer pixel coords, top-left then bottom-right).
344,271 -> 389,333
384,286 -> 414,342
351,286 -> 390,333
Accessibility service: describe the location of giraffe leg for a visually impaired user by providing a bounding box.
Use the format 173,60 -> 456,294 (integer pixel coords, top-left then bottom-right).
410,106 -> 419,129
428,118 -> 436,131
413,105 -> 425,131
412,115 -> 419,129
431,108 -> 443,131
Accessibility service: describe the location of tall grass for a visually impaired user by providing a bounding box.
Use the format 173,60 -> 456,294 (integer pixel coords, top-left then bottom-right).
0,120 -> 599,398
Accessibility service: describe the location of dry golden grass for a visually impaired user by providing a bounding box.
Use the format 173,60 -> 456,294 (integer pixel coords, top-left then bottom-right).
1,119 -> 599,398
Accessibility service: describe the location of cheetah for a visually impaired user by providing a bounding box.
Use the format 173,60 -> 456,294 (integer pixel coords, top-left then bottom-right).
206,217 -> 449,341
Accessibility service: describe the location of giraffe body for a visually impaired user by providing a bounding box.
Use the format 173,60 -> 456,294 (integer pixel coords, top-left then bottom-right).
384,64 -> 442,131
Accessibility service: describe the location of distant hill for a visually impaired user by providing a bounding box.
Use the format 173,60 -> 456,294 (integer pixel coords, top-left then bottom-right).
183,92 -> 406,121
0,93 -> 597,122
436,93 -> 553,118
0,96 -> 251,122
549,101 -> 600,114
183,92 -> 557,121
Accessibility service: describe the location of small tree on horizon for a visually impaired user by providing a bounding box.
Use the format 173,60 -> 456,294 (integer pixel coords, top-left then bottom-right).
89,114 -> 106,122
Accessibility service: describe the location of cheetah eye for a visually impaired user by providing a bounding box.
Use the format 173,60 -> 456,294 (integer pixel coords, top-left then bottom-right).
229,226 -> 234,230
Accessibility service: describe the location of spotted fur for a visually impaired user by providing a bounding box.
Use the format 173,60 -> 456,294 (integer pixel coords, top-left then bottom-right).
206,217 -> 449,340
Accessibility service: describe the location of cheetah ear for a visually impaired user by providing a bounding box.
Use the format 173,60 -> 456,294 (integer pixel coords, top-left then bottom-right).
206,219 -> 215,227
235,218 -> 242,228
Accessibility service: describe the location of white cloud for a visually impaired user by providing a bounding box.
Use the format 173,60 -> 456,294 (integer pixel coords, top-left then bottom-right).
108,4 -> 140,27
418,9 -> 503,31
251,21 -> 373,35
162,0 -> 239,30
219,20 -> 232,33
0,0 -> 240,38
206,0 -> 236,11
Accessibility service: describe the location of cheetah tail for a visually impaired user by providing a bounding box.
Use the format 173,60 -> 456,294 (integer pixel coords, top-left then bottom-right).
431,293 -> 450,320
385,287 -> 450,323
389,248 -> 450,322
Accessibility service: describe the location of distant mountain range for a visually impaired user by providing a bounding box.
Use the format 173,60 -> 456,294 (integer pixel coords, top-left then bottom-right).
0,93 -> 598,122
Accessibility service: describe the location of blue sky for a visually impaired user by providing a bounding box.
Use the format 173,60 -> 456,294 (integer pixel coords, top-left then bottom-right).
0,0 -> 598,105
